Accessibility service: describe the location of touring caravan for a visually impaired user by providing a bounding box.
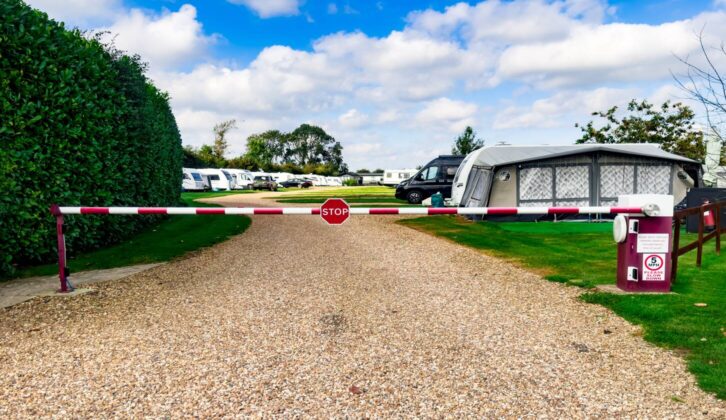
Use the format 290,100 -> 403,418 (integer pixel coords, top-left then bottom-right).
199,168 -> 236,191
270,172 -> 296,184
182,168 -> 206,191
227,169 -> 253,190
383,169 -> 417,186
450,144 -> 700,213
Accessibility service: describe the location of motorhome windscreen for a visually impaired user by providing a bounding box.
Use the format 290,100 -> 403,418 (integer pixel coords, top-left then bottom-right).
191,173 -> 203,181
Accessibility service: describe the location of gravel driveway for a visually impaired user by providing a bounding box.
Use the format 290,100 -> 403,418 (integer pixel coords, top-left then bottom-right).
0,192 -> 722,417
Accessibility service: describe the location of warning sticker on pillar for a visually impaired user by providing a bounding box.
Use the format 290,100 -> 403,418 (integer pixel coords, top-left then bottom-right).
642,254 -> 666,281
636,234 -> 669,253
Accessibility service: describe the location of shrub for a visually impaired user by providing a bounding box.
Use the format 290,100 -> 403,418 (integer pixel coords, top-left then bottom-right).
0,1 -> 182,277
342,179 -> 359,186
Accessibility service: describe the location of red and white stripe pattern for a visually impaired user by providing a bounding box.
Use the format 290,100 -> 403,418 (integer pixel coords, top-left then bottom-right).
57,206 -> 645,215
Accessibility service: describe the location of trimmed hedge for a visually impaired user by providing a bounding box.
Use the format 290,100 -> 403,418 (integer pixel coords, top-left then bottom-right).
0,1 -> 183,278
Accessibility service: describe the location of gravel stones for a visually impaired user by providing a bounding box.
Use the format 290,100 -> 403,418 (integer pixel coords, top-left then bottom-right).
0,192 -> 723,417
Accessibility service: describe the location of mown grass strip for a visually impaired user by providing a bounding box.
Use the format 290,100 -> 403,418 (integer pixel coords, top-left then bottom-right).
9,193 -> 251,279
399,216 -> 725,399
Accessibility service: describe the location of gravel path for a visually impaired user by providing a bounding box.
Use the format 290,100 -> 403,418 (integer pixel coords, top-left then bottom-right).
0,192 -> 722,417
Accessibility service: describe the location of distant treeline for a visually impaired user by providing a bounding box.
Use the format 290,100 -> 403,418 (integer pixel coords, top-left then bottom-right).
0,0 -> 182,278
184,123 -> 348,176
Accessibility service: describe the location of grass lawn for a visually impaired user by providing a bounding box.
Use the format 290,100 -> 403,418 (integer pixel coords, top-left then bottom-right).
182,190 -> 256,200
274,186 -> 395,197
271,185 -> 405,205
10,192 -> 251,279
399,216 -> 725,399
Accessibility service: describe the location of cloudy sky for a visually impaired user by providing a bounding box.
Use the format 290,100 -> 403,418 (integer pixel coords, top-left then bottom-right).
25,0 -> 726,169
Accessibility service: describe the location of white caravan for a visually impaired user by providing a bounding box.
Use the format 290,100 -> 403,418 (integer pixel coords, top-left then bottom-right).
326,177 -> 343,186
182,168 -> 206,191
383,169 -> 417,186
306,174 -> 328,186
227,169 -> 253,189
199,168 -> 236,191
270,172 -> 295,184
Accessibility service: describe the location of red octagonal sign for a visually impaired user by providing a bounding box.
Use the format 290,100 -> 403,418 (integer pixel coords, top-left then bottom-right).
320,198 -> 350,225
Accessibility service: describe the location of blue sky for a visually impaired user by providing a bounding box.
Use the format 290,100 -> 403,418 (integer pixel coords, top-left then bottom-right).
25,0 -> 726,170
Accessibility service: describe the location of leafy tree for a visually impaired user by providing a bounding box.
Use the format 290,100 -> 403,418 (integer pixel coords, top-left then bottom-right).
575,100 -> 705,162
374,168 -> 385,173
244,130 -> 286,169
357,168 -> 371,173
452,126 -> 484,155
213,119 -> 236,160
227,154 -> 258,170
183,145 -> 205,168
237,123 -> 346,175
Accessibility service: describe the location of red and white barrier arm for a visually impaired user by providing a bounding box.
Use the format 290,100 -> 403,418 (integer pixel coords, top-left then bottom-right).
56,206 -> 646,215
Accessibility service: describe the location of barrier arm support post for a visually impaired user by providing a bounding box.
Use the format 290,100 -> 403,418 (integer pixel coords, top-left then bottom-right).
50,204 -> 72,293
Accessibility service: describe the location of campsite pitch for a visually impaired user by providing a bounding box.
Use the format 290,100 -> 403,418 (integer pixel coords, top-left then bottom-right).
0,191 -> 723,417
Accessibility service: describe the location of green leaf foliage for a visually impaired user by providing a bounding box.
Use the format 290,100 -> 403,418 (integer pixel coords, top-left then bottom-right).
0,0 -> 182,278
451,126 -> 484,155
575,100 -> 706,161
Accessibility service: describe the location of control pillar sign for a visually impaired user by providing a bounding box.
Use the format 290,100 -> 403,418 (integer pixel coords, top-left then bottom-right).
613,194 -> 673,293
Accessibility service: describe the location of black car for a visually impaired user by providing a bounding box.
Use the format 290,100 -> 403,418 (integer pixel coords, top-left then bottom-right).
280,178 -> 312,188
395,155 -> 464,204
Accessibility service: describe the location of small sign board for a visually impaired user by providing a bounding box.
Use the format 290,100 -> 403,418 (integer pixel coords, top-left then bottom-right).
637,234 -> 669,254
642,254 -> 666,281
320,198 -> 350,225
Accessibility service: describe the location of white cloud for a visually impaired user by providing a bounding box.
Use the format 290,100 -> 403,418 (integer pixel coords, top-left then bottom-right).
408,0 -> 608,44
493,87 -> 638,130
416,98 -> 478,131
102,5 -> 218,70
25,0 -> 122,26
227,0 -> 301,18
338,109 -> 369,128
496,12 -> 726,88
347,143 -> 383,154
64,0 -> 720,167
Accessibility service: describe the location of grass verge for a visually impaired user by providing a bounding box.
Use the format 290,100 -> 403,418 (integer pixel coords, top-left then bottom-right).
399,216 -> 725,399
10,193 -> 251,279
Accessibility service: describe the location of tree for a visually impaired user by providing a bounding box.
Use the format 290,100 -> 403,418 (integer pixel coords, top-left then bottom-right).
213,119 -> 237,161
452,126 -> 484,155
674,32 -> 726,164
244,130 -> 286,169
357,168 -> 370,173
288,124 -> 334,166
575,100 -> 705,162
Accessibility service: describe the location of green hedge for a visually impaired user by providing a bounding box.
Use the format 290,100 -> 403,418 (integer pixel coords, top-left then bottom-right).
0,1 -> 183,278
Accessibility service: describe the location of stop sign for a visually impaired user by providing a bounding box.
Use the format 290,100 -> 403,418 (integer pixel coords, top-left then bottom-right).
320,198 -> 350,225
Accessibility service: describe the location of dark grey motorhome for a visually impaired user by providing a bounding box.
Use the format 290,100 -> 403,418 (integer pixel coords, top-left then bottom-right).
395,155 -> 464,203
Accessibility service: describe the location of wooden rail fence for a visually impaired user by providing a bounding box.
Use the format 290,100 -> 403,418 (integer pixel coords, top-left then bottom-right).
671,200 -> 725,281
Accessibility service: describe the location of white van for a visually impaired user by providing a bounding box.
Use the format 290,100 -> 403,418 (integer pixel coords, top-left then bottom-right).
227,169 -> 253,190
199,168 -> 235,191
182,168 -> 206,191
383,169 -> 417,186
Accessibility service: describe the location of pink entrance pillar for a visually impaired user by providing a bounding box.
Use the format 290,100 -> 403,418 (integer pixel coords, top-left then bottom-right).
614,195 -> 674,293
